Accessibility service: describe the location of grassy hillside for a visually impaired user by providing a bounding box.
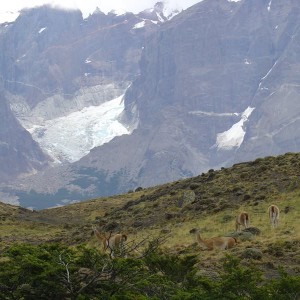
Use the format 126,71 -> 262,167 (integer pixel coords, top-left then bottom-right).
1,152 -> 300,277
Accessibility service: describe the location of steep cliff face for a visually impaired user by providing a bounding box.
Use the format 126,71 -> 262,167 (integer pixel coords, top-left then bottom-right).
0,5 -> 147,117
2,0 -> 300,208
234,0 -> 300,162
0,4 -> 162,182
0,91 -> 49,181
120,0 -> 300,169
70,0 -> 300,195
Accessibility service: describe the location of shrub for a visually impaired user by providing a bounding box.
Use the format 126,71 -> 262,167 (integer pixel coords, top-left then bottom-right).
267,268 -> 300,300
221,214 -> 234,223
214,255 -> 269,299
240,248 -> 263,260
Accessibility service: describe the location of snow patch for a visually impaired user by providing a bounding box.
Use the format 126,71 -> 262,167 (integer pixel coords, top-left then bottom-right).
268,1 -> 272,11
215,107 -> 255,150
258,61 -> 278,88
28,95 -> 131,163
133,20 -> 146,29
156,12 -> 165,22
110,9 -> 126,16
189,111 -> 239,117
38,27 -> 47,34
0,11 -> 19,24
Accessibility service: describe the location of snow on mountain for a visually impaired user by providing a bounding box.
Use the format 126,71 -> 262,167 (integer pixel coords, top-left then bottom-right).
38,27 -> 47,33
133,20 -> 146,29
109,9 -> 127,16
138,2 -> 181,23
0,10 -> 19,24
0,1 -> 185,24
28,95 -> 131,163
215,107 -> 255,150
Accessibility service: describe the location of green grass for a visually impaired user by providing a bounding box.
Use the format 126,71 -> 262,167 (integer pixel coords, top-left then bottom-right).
1,152 -> 300,275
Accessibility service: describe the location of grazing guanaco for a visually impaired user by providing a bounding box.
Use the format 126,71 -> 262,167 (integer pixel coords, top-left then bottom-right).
189,228 -> 237,251
268,204 -> 279,228
235,211 -> 249,231
92,226 -> 127,258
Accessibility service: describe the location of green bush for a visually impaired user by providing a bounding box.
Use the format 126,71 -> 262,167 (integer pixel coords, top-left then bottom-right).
267,268 -> 300,300
0,244 -> 299,299
213,255 -> 270,300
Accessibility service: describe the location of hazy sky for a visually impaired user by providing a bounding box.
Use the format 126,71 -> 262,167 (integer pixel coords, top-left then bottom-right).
0,0 -> 201,22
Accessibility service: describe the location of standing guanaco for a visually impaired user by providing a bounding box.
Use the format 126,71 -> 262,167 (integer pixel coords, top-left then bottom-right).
235,211 -> 249,231
92,226 -> 127,258
268,204 -> 279,228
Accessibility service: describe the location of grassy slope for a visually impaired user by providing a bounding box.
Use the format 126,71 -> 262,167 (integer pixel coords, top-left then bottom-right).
0,152 -> 299,275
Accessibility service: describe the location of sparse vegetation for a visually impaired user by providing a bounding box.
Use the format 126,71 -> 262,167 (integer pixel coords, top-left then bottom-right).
0,152 -> 300,298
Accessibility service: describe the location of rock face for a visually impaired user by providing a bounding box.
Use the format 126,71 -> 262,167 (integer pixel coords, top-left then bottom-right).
73,0 -> 300,191
1,0 -> 300,208
0,4 -> 162,182
0,89 -> 49,181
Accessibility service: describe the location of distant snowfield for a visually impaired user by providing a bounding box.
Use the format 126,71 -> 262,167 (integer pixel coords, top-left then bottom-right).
28,95 -> 130,163
215,106 -> 255,150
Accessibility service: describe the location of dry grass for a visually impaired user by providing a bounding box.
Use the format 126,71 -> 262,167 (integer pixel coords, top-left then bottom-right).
146,192 -> 300,258
1,153 -> 300,275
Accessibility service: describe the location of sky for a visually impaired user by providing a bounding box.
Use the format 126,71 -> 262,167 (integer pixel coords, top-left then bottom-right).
0,0 -> 201,23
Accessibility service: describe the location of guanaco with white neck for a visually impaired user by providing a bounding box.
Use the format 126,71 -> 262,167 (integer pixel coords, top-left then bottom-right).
190,228 -> 237,251
235,211 -> 249,231
268,204 -> 279,228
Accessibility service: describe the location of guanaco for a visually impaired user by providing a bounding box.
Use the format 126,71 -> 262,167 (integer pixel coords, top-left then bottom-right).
235,211 -> 249,231
190,228 -> 237,250
268,204 -> 279,228
92,226 -> 127,258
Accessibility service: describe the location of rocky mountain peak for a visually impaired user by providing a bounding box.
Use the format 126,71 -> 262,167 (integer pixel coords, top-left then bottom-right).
1,0 -> 300,209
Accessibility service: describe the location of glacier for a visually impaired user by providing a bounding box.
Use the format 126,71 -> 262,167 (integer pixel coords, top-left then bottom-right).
215,106 -> 255,150
28,95 -> 130,163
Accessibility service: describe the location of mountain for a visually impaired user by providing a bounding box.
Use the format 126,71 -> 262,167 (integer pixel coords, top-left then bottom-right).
0,89 -> 49,181
0,3 -> 172,206
1,0 -> 300,208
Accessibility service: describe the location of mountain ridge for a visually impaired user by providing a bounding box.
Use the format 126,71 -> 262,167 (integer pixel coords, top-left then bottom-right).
1,0 -> 300,208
